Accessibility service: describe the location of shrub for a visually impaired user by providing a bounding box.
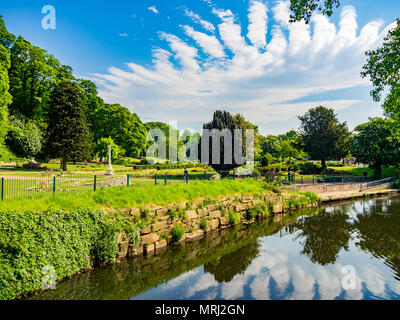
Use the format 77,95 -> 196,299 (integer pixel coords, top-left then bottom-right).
0,209 -> 135,300
299,162 -> 323,174
200,218 -> 208,230
246,204 -> 269,220
228,210 -> 240,224
171,224 -> 186,242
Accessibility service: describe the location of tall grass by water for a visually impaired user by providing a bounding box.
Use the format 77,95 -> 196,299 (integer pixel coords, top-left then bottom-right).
0,179 -> 271,212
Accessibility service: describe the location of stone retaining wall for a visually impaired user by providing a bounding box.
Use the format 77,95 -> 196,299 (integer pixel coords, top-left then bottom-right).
115,192 -> 318,259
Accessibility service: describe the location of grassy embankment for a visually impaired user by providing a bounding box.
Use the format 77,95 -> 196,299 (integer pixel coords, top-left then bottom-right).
328,166 -> 398,177
0,179 -> 271,212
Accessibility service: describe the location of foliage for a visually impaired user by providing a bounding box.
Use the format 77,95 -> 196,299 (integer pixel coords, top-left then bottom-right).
8,35 -> 74,121
171,224 -> 186,242
227,210 -> 239,224
200,217 -> 208,230
246,204 -> 269,220
0,15 -> 13,147
92,103 -> 147,158
298,106 -> 351,169
201,110 -> 258,172
45,79 -> 94,171
351,118 -> 400,176
5,115 -> 42,157
362,20 -> 400,138
289,0 -> 341,23
0,209 -> 136,300
96,137 -> 123,161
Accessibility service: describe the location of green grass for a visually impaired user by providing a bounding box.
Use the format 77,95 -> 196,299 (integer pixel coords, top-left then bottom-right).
0,179 -> 272,212
328,166 -> 398,177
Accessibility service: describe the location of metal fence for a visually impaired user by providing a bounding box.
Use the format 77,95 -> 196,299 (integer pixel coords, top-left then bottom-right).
264,173 -> 395,186
0,172 -> 225,200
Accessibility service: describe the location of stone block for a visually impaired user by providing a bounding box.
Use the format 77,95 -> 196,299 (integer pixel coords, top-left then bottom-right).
219,216 -> 229,226
118,241 -> 129,258
152,221 -> 168,232
155,240 -> 167,254
130,208 -> 140,216
144,243 -> 155,256
186,210 -> 198,220
140,225 -> 152,235
209,210 -> 222,218
141,233 -> 159,244
209,219 -> 219,230
185,230 -> 205,242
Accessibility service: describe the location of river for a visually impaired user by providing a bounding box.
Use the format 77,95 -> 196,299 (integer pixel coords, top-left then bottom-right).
30,196 -> 400,300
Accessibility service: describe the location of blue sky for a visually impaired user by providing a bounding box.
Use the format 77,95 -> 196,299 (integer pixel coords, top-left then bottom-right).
1,0 -> 399,135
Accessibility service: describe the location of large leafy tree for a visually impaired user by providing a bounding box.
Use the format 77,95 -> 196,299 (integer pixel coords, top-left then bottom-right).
92,103 -> 147,158
0,16 -> 13,151
298,106 -> 350,170
362,20 -> 400,137
45,80 -> 93,171
200,110 -> 258,172
8,36 -> 73,121
5,115 -> 42,158
351,118 -> 400,177
289,0 -> 341,23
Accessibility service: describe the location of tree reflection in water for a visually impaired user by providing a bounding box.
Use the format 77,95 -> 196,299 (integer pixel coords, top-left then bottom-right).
291,206 -> 353,266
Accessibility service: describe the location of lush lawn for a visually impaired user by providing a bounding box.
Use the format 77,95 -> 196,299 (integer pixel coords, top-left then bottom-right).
328,166 -> 398,177
0,179 -> 273,212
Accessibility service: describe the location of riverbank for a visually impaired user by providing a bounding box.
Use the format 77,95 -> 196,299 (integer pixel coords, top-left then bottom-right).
0,179 -> 319,300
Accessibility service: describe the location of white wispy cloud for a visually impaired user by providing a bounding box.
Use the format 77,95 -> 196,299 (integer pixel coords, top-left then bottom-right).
183,8 -> 215,33
147,5 -> 159,14
247,0 -> 269,49
119,33 -> 128,37
92,1 -> 393,127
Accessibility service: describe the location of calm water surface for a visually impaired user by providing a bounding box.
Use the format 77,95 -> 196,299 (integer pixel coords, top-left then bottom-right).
32,196 -> 400,300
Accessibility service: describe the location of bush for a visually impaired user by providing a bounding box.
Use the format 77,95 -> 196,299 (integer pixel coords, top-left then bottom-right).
0,209 -> 135,300
171,224 -> 186,242
228,210 -> 240,224
200,218 -> 208,230
298,162 -> 323,174
246,204 -> 269,220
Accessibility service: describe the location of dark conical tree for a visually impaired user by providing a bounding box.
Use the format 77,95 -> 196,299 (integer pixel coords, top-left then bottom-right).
46,79 -> 93,171
200,110 -> 258,173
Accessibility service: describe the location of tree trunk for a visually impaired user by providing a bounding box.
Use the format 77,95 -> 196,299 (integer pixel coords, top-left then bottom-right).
321,158 -> 327,170
60,158 -> 67,171
373,163 -> 382,178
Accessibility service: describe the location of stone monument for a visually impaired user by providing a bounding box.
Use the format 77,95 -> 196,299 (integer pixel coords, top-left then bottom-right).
106,144 -> 114,176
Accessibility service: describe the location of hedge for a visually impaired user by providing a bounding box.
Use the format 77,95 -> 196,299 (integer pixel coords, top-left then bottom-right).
0,209 -> 139,300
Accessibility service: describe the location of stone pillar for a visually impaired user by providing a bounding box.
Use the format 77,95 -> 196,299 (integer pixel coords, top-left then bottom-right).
106,144 -> 114,176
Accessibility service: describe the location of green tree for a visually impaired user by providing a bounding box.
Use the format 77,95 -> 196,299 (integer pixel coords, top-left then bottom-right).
201,110 -> 258,172
351,118 -> 400,177
0,15 -> 13,151
5,115 -> 42,158
45,80 -> 93,171
96,137 -> 123,162
298,106 -> 350,170
92,103 -> 147,158
362,20 -> 400,137
145,122 -> 185,162
289,0 -> 340,23
8,36 -> 73,121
